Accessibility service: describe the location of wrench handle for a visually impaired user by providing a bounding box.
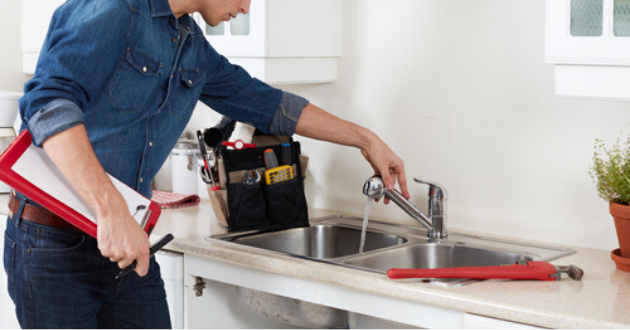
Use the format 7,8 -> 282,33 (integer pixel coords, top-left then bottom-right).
387,261 -> 557,281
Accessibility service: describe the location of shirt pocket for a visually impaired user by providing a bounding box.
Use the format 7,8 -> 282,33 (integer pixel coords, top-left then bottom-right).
167,68 -> 203,120
107,48 -> 163,113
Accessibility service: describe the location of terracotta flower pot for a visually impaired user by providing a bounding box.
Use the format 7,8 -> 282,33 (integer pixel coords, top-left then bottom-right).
610,202 -> 630,258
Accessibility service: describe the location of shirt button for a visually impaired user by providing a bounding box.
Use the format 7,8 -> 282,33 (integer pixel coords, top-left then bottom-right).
171,37 -> 177,42
170,74 -> 174,79
188,80 -> 193,85
142,66 -> 147,73
149,142 -> 153,147
140,178 -> 144,183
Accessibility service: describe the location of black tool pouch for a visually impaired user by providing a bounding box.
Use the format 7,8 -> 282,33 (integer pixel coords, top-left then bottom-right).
207,121 -> 309,232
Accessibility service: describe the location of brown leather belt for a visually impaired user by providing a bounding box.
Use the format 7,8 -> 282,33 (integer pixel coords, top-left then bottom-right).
8,193 -> 81,232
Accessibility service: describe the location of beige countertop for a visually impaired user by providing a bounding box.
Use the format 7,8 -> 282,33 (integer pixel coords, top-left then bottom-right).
151,200 -> 630,329
1,193 -> 627,328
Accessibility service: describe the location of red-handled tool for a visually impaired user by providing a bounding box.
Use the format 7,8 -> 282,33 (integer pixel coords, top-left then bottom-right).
222,140 -> 256,150
387,261 -> 584,281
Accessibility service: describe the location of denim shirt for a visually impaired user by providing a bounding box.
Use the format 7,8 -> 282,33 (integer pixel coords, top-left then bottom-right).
18,0 -> 309,198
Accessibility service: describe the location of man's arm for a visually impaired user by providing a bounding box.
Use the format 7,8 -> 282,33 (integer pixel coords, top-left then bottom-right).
42,125 -> 151,276
295,103 -> 409,199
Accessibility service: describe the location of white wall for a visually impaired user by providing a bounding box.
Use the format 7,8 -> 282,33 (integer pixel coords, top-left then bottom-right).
190,0 -> 630,252
0,1 -> 29,92
4,0 -> 628,251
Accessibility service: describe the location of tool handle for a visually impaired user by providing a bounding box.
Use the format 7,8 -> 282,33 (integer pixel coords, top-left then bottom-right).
115,234 -> 174,280
222,140 -> 256,150
196,130 -> 210,171
264,149 -> 279,169
280,143 -> 292,165
387,261 -> 557,281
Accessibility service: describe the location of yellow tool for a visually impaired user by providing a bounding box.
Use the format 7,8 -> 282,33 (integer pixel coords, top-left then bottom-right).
265,165 -> 294,185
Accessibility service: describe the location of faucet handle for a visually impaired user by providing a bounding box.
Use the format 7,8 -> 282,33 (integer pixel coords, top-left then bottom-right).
413,178 -> 448,200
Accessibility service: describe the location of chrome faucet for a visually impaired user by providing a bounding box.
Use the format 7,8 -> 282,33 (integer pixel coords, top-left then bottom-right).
363,176 -> 448,241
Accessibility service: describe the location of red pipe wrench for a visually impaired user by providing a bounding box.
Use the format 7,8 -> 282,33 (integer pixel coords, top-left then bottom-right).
387,261 -> 584,281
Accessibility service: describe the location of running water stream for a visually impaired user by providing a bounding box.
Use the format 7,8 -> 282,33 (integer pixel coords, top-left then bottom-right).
358,196 -> 374,254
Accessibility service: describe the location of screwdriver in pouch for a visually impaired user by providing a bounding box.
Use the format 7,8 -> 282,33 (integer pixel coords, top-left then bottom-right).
264,149 -> 279,169
280,143 -> 291,165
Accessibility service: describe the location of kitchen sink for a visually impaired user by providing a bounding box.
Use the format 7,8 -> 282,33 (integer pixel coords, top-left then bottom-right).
209,215 -> 576,328
231,224 -> 407,259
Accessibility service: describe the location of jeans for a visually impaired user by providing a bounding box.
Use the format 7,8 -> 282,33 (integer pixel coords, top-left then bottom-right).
3,204 -> 171,328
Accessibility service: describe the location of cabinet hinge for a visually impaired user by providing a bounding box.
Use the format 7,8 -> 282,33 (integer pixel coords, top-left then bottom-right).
193,277 -> 206,297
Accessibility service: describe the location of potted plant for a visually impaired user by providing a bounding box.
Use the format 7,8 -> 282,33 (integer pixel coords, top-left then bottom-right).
591,136 -> 630,271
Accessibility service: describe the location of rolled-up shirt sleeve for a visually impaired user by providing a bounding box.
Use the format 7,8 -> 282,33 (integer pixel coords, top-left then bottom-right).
19,1 -> 130,146
27,98 -> 85,146
199,45 -> 309,136
269,91 -> 309,136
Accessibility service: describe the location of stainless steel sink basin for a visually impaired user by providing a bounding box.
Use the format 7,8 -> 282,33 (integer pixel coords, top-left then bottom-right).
346,243 -> 533,271
209,215 -> 576,328
231,224 -> 407,259
344,243 -> 534,285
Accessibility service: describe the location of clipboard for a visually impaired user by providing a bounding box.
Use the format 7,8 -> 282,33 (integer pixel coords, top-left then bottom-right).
0,129 -> 161,238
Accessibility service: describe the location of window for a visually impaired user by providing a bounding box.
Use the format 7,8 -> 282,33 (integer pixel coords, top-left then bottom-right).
614,0 -> 630,36
571,0 -> 603,36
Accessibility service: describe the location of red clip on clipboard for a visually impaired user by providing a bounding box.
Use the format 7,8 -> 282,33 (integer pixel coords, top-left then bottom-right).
0,130 -> 161,238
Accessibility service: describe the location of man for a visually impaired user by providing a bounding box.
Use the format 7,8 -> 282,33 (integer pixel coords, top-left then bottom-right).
4,0 -> 409,328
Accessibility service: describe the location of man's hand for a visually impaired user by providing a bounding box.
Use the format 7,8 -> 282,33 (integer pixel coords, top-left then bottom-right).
96,193 -> 151,276
359,137 -> 409,203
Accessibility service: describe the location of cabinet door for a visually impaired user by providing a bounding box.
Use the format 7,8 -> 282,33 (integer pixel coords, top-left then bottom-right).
196,0 -> 341,58
546,0 -> 630,100
546,0 -> 630,65
194,0 -> 266,57
155,251 -> 184,329
186,277 -> 299,329
0,213 -> 20,329
194,0 -> 341,84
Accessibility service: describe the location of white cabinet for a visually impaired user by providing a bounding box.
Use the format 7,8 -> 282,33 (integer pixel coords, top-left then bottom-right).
185,255 -> 542,329
156,251 -> 185,329
186,256 -> 298,329
21,0 -> 65,75
546,0 -> 630,100
186,277 -> 299,329
0,203 -> 21,329
195,0 -> 341,84
21,0 -> 341,84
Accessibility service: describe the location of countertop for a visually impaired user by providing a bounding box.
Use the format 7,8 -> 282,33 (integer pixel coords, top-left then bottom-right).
151,200 -> 630,329
1,193 -> 628,328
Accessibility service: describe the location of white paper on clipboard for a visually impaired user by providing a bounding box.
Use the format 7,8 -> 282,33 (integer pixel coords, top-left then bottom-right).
11,144 -> 151,226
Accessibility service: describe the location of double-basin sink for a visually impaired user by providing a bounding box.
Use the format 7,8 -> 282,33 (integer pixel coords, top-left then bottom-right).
209,215 -> 575,328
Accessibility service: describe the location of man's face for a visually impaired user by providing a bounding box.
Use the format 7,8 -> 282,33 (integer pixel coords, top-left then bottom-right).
198,0 -> 251,27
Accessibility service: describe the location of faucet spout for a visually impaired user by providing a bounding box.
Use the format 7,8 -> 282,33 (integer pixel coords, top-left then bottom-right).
362,176 -> 448,241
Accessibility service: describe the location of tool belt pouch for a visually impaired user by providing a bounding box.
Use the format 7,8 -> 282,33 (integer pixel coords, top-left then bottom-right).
209,130 -> 309,232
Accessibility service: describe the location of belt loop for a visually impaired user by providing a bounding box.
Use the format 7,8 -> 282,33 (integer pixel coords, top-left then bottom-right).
15,199 -> 26,228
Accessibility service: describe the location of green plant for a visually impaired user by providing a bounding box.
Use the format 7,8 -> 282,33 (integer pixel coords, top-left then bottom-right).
591,136 -> 630,205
